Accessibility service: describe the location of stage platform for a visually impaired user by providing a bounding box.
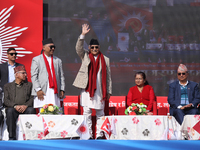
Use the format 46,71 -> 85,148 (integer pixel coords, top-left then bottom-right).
0,140 -> 199,150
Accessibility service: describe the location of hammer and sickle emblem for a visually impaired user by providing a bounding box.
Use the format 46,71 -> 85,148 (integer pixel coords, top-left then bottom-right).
129,19 -> 141,31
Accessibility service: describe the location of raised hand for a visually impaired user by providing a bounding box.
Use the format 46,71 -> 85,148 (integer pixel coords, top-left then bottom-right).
81,24 -> 90,35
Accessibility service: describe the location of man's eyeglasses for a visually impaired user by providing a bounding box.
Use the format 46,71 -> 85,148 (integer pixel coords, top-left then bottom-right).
49,45 -> 56,49
178,73 -> 186,76
91,46 -> 99,49
18,72 -> 27,75
9,53 -> 17,56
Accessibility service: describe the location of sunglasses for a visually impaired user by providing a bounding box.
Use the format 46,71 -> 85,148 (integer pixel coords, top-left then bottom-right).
9,53 -> 17,56
91,46 -> 99,49
49,45 -> 56,49
178,73 -> 186,76
18,72 -> 27,75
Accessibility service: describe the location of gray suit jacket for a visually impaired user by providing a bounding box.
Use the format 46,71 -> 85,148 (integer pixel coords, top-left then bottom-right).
31,54 -> 65,96
73,38 -> 112,95
4,81 -> 34,108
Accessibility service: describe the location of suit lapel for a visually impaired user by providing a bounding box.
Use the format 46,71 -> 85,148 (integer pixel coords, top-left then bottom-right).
40,55 -> 48,77
85,52 -> 91,66
23,82 -> 28,101
187,81 -> 191,103
177,82 -> 181,105
53,56 -> 57,72
4,63 -> 9,83
10,81 -> 16,102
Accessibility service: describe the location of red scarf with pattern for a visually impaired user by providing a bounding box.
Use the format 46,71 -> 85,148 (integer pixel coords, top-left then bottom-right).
42,52 -> 58,94
86,51 -> 107,100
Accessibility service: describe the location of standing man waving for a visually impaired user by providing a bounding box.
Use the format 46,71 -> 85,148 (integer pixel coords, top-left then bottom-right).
73,24 -> 112,139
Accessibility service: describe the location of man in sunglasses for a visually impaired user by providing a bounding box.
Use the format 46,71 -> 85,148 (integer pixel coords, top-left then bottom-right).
4,65 -> 36,140
31,38 -> 65,110
0,47 -> 24,130
73,24 -> 112,139
168,64 -> 200,125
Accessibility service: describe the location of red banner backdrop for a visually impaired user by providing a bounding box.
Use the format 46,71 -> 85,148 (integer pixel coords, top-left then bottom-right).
0,0 -> 43,81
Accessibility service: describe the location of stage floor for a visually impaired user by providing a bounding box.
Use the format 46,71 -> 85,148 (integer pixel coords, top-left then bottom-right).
0,140 -> 199,150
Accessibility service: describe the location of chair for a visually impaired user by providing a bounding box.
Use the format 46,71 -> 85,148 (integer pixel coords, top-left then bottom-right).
117,107 -> 126,115
109,107 -> 117,115
158,107 -> 168,115
156,96 -> 169,115
68,107 -> 78,115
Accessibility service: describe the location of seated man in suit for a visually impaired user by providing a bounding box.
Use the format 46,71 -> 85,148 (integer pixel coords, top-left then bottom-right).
4,65 -> 36,140
168,64 -> 200,125
0,48 -> 24,129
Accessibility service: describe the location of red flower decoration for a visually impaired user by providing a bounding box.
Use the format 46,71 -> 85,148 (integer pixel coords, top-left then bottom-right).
129,112 -> 136,115
154,118 -> 161,126
48,121 -> 55,128
187,127 -> 190,133
48,104 -> 54,106
61,131 -> 68,138
38,132 -> 44,140
132,117 -> 139,124
132,106 -> 137,111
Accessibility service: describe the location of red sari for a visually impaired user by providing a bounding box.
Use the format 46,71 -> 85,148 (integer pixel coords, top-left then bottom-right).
127,85 -> 155,112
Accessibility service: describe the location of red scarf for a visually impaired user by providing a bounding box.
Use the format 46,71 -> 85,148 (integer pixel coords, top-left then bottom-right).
86,51 -> 107,100
42,52 -> 58,94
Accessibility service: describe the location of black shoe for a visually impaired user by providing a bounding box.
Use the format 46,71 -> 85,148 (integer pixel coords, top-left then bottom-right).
96,136 -> 104,140
96,131 -> 106,140
9,137 -> 16,140
89,137 -> 93,140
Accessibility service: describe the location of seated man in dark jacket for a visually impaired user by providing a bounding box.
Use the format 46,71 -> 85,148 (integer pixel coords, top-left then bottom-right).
4,65 -> 36,140
168,64 -> 200,125
0,47 -> 24,129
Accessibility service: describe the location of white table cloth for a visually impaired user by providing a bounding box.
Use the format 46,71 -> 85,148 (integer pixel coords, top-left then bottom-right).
181,115 -> 200,140
99,115 -> 182,140
18,115 -> 85,140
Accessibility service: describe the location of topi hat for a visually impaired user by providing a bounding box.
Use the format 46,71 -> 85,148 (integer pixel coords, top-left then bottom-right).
14,65 -> 26,74
89,39 -> 99,45
42,38 -> 54,45
177,64 -> 188,72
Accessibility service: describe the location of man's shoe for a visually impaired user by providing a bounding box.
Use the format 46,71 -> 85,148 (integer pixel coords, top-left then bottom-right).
89,137 -> 93,140
9,137 -> 16,140
96,131 -> 106,139
96,136 -> 104,140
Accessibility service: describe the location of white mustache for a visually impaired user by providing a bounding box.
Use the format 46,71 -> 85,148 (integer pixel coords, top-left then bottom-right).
92,50 -> 98,52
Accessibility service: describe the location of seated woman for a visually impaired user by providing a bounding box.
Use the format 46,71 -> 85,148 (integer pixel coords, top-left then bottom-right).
127,72 -> 156,115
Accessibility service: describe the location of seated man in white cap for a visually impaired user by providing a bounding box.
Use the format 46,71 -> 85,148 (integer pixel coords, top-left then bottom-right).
168,64 -> 200,125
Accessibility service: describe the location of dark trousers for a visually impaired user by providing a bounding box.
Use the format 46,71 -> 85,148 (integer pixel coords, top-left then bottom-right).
6,107 -> 36,139
170,107 -> 199,125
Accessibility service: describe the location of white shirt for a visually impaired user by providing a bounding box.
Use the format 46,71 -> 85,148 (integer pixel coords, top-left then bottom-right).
8,62 -> 16,83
